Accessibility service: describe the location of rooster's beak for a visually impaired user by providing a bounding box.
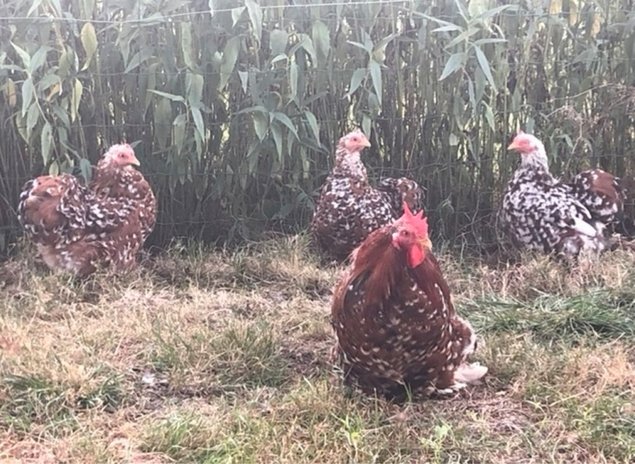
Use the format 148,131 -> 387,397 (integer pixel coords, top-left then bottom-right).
420,237 -> 432,250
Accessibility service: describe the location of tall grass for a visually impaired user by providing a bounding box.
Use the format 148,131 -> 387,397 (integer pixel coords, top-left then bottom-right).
1,0 -> 634,253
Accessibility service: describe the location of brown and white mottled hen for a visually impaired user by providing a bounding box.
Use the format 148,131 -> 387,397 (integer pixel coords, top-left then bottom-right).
311,129 -> 425,261
501,131 -> 624,257
18,144 -> 156,277
331,203 -> 486,400
91,144 -> 157,242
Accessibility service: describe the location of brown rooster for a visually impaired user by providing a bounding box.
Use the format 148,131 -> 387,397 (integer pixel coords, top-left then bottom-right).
18,144 -> 156,277
310,129 -> 424,261
331,203 -> 486,400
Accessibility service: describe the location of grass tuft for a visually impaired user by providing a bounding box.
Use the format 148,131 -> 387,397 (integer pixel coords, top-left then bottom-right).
211,322 -> 290,388
469,289 -> 635,342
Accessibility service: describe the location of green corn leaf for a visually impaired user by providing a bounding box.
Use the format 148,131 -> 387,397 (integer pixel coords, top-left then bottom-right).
148,90 -> 186,103
245,0 -> 263,46
172,114 -> 187,155
26,103 -> 39,140
71,78 -> 83,122
11,42 -> 31,69
273,112 -> 298,140
473,38 -> 508,45
439,52 -> 465,80
27,0 -> 44,16
368,60 -> 382,100
124,48 -> 154,73
180,22 -> 196,70
362,114 -> 371,137
231,7 -> 246,27
49,162 -> 59,176
347,68 -> 366,96
445,27 -> 480,49
186,72 -> 204,106
304,110 -> 320,142
154,98 -> 172,149
219,36 -> 241,90
238,71 -> 249,93
270,29 -> 288,56
473,45 -> 496,90
312,20 -> 330,63
30,46 -> 52,74
372,32 -> 398,64
289,61 -> 298,103
41,122 -> 53,164
79,158 -> 92,183
478,4 -> 517,19
482,102 -> 495,131
191,107 -> 205,143
253,112 -> 268,141
21,77 -> 34,117
235,105 -> 268,115
432,24 -> 463,33
80,22 -> 98,70
271,122 -> 283,162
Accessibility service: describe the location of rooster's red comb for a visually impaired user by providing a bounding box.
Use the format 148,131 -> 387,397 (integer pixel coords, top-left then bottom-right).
400,202 -> 428,237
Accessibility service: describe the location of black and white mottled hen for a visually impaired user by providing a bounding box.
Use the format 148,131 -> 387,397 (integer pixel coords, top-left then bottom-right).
501,131 -> 624,257
311,129 -> 425,260
331,203 -> 486,400
18,144 -> 157,277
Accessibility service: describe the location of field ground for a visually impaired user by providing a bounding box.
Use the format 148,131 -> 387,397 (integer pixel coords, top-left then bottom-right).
0,236 -> 634,463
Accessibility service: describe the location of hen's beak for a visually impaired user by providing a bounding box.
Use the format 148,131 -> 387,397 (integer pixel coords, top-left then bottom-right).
130,155 -> 141,166
361,138 -> 371,148
507,140 -> 519,151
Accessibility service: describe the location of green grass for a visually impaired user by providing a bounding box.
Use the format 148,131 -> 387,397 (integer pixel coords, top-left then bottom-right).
0,237 -> 634,462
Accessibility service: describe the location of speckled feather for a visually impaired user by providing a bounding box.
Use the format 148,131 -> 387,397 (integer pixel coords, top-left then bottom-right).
18,145 -> 157,277
569,169 -> 624,225
501,133 -> 623,257
311,131 -> 424,260
91,156 -> 157,242
331,227 -> 478,400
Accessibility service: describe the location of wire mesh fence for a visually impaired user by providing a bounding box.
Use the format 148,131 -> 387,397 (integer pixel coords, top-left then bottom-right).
1,0 -> 634,256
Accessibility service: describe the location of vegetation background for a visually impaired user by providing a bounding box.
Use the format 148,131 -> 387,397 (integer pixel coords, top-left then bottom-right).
0,0 -> 634,253
1,2 -> 634,461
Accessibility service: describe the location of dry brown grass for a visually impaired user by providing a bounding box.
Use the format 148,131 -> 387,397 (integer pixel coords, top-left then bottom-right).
1,237 -> 634,463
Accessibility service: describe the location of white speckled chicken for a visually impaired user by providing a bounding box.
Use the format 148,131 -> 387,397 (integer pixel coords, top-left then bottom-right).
310,129 -> 424,261
501,131 -> 624,257
18,144 -> 156,277
331,203 -> 486,400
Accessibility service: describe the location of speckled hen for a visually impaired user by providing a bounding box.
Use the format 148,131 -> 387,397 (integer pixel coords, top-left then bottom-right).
331,203 -> 486,400
310,129 -> 424,261
18,144 -> 156,277
501,131 -> 624,257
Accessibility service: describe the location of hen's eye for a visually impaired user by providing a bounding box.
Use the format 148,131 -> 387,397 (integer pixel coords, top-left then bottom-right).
118,153 -> 125,158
